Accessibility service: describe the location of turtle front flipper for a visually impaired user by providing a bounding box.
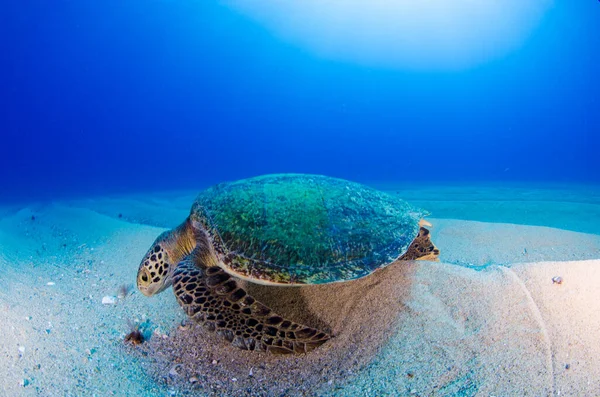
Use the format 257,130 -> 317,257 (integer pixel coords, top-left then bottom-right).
172,258 -> 330,354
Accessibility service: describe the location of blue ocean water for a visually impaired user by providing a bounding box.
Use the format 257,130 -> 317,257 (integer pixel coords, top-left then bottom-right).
1,1 -> 599,202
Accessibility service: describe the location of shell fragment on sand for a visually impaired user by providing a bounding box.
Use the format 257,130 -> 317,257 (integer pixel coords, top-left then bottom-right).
101,296 -> 117,305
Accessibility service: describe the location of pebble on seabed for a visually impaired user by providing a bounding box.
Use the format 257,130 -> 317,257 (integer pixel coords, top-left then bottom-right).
102,296 -> 118,305
169,365 -> 180,377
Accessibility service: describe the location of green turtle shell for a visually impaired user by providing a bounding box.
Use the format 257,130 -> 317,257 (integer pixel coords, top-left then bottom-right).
192,174 -> 426,284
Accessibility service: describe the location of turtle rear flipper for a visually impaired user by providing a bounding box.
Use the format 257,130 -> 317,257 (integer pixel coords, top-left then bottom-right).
172,259 -> 330,354
398,227 -> 440,261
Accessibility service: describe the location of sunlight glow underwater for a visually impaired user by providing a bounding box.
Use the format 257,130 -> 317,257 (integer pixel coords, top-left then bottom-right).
225,0 -> 553,70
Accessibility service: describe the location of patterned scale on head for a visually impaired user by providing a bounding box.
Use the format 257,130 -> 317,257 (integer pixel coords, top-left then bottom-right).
137,219 -> 198,296
137,232 -> 171,293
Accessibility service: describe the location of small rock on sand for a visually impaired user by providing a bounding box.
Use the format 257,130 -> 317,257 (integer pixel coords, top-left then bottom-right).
101,296 -> 117,305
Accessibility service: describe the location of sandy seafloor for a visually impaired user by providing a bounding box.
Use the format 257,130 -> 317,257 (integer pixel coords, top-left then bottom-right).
1,184 -> 599,396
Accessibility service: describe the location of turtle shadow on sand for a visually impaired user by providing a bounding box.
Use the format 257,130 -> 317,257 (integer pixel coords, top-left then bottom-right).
243,283 -> 332,336
142,260 -> 418,396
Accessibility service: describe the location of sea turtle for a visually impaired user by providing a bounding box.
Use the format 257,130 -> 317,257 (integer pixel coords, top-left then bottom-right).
136,174 -> 439,354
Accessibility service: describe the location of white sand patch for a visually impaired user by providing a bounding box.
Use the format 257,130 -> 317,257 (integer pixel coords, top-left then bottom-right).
430,218 -> 600,266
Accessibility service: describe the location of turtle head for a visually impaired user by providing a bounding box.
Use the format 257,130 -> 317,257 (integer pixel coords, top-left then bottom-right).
137,218 -> 197,297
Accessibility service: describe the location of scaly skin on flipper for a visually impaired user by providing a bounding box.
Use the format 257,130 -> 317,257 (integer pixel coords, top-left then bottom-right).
172,256 -> 331,354
398,227 -> 440,261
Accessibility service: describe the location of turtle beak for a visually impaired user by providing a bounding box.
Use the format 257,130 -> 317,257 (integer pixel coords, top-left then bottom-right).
137,279 -> 167,297
138,284 -> 157,297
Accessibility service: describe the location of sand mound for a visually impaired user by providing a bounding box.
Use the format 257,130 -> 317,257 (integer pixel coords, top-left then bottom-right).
334,259 -> 600,396
430,218 -> 600,267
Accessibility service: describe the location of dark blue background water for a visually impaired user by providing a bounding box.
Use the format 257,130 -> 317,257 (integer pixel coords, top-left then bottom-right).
1,2 -> 599,201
